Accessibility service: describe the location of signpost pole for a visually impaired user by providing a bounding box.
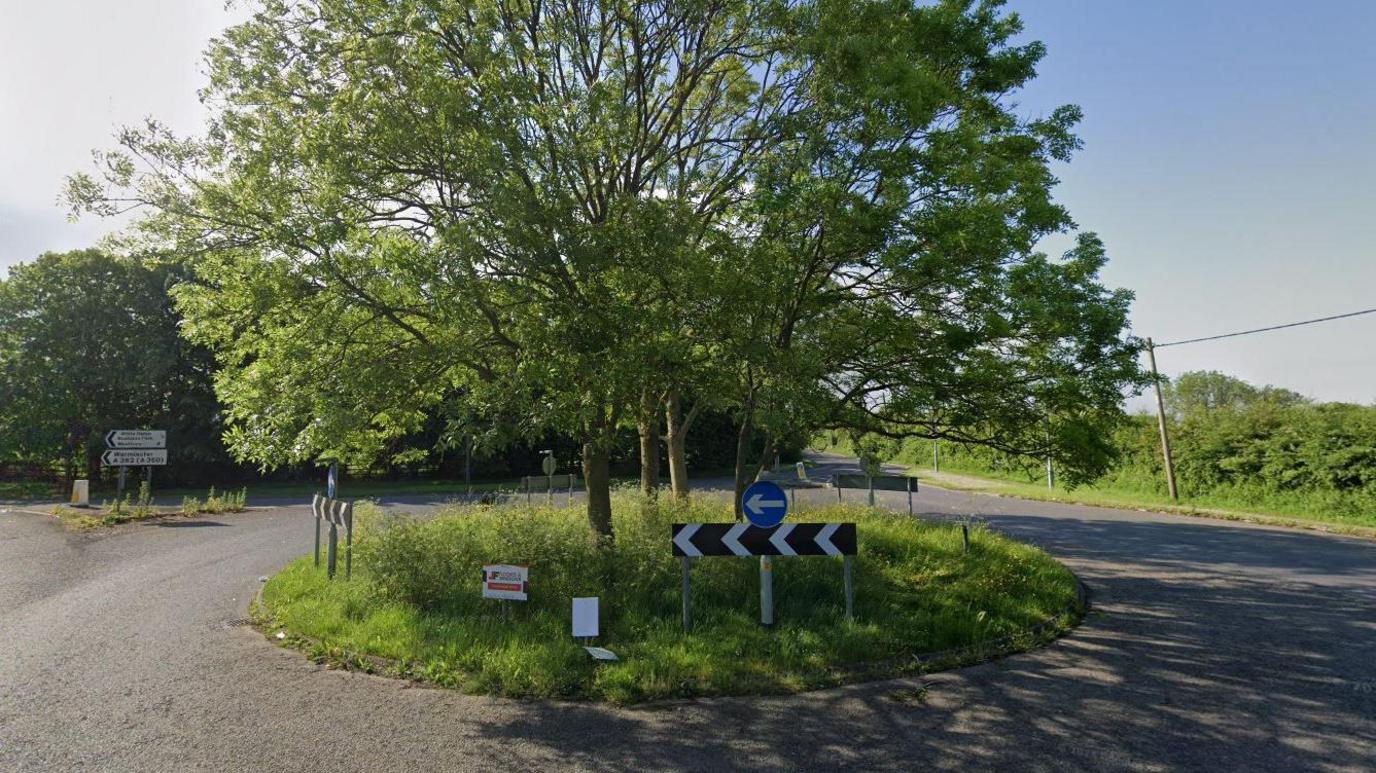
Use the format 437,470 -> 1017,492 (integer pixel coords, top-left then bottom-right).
117,466 -> 127,498
907,477 -> 913,515
843,556 -> 854,620
547,475 -> 553,505
867,475 -> 875,507
344,504 -> 353,580
145,465 -> 152,496
760,556 -> 774,628
680,557 -> 692,632
314,508 -> 321,567
327,522 -> 338,579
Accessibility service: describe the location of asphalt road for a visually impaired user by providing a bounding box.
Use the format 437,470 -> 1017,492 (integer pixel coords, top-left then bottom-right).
2,456 -> 1374,771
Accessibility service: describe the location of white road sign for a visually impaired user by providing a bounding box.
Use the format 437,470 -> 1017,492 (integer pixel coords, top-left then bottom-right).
101,449 -> 168,466
105,430 -> 166,449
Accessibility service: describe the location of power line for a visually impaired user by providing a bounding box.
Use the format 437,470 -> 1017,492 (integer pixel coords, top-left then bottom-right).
1153,307 -> 1376,348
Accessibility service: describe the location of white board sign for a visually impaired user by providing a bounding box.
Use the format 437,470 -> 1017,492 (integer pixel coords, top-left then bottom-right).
482,564 -> 529,601
572,596 -> 599,638
105,430 -> 166,449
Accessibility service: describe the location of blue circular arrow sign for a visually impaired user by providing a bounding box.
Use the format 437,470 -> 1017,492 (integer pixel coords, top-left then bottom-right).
741,480 -> 789,528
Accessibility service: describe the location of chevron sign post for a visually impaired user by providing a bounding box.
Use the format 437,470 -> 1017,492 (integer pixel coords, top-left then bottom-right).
672,522 -> 857,631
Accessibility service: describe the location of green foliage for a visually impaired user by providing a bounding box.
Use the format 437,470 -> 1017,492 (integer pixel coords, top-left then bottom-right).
181,486 -> 249,515
0,249 -> 229,481
879,371 -> 1376,526
263,495 -> 1078,702
69,0 -> 1143,536
101,480 -> 155,524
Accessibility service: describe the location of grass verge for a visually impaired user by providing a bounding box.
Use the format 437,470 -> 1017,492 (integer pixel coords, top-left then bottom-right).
905,467 -> 1376,540
51,486 -> 249,528
257,496 -> 1080,703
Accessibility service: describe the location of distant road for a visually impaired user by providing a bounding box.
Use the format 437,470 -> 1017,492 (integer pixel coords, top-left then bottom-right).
2,454 -> 1373,771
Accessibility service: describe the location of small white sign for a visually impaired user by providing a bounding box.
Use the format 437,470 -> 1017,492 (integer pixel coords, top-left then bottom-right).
572,596 -> 599,638
482,564 -> 529,601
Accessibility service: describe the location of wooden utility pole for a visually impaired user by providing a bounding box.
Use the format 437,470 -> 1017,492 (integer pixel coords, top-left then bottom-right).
1146,338 -> 1179,501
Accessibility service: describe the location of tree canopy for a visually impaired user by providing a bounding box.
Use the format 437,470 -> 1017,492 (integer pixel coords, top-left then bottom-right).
0,249 -> 225,479
69,0 -> 1144,537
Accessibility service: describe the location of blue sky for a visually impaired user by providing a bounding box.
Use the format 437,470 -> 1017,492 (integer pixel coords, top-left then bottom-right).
1006,0 -> 1376,404
1,0 -> 1373,403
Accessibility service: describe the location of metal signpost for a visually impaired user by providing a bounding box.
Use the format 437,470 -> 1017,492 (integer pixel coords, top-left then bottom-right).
833,473 -> 919,514
312,493 -> 354,579
103,430 -> 167,497
672,521 -> 858,631
523,473 -> 578,504
741,480 -> 789,626
542,452 -> 557,503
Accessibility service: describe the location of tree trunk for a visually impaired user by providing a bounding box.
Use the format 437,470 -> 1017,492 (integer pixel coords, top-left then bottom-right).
637,388 -> 661,497
664,391 -> 701,501
732,411 -> 753,520
583,439 -> 614,541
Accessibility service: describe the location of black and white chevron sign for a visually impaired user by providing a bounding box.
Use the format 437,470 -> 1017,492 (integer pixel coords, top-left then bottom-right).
312,493 -> 353,528
671,523 -> 856,557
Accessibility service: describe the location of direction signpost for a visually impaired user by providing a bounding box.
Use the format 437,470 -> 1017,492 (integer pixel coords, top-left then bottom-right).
103,430 -> 168,498
104,430 -> 166,449
100,449 -> 168,467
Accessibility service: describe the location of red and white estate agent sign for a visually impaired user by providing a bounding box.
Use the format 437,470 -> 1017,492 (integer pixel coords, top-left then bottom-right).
482,564 -> 529,601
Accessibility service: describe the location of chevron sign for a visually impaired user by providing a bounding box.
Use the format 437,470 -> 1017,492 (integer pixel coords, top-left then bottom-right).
671,523 -> 856,557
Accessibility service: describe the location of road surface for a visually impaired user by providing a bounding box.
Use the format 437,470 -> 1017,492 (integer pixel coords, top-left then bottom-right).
2,456 -> 1373,771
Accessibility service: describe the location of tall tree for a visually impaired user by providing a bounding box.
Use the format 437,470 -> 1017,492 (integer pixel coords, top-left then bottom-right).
70,0 -> 793,538
69,0 -> 1144,531
0,250 -> 224,480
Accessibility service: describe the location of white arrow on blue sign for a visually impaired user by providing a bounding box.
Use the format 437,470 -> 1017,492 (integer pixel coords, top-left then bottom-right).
741,480 -> 789,528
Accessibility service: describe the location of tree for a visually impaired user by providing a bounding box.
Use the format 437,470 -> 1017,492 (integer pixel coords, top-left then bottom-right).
0,250 -> 225,480
683,1 -> 1145,507
1165,370 -> 1306,417
69,0 -> 1143,533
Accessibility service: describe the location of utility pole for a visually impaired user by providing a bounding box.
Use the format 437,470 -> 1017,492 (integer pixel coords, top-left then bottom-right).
1146,338 -> 1179,501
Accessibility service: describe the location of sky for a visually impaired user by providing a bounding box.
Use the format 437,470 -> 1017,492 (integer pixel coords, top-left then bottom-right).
1,0 -> 1373,404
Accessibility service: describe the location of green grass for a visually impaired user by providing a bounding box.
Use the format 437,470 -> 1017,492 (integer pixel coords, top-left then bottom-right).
258,495 -> 1080,703
813,436 -> 1376,535
0,480 -> 58,500
903,463 -> 1376,536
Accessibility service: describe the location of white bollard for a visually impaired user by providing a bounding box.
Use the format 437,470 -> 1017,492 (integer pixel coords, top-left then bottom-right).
70,479 -> 90,508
